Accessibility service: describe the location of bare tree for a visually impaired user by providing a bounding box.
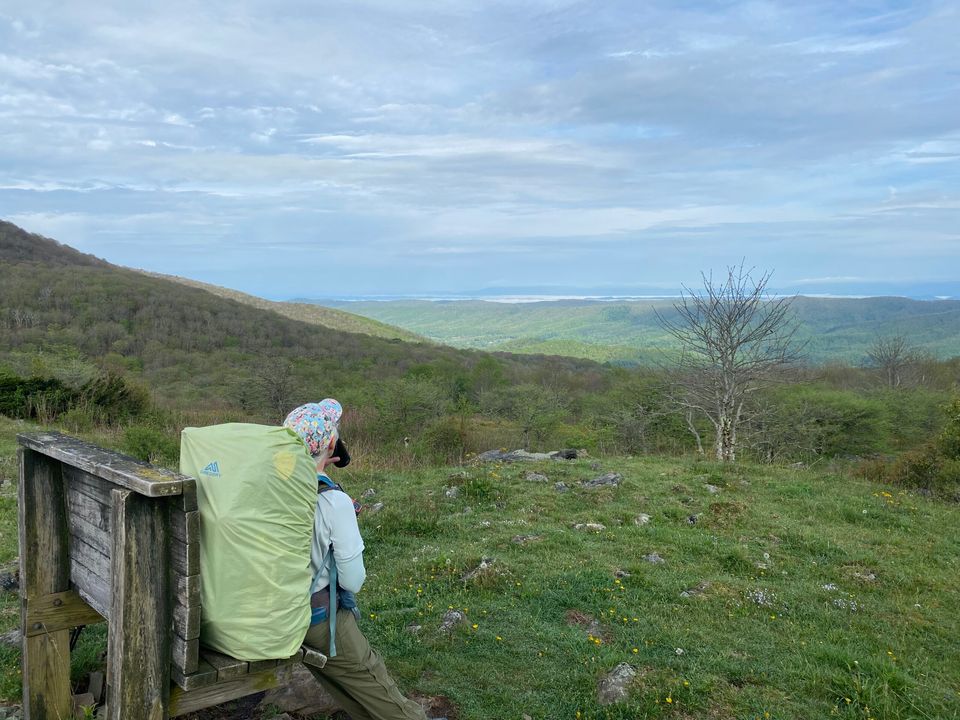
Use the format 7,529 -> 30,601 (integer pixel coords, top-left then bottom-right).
866,334 -> 929,388
656,264 -> 803,462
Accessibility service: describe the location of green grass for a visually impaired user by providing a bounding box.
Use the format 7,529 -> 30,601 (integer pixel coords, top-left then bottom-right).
0,420 -> 958,718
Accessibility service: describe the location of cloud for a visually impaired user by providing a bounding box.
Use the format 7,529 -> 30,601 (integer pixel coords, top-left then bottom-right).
0,0 -> 958,296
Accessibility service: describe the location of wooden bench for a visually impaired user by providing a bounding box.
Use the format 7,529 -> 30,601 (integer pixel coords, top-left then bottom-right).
17,431 -> 326,719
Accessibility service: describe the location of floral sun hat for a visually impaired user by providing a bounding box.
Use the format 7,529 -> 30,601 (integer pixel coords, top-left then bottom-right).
283,398 -> 343,458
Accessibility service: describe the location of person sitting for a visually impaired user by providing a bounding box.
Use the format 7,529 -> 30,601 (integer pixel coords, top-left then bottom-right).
284,400 -> 428,720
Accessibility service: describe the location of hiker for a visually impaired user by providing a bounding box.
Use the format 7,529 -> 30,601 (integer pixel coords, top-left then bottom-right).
284,400 -> 428,720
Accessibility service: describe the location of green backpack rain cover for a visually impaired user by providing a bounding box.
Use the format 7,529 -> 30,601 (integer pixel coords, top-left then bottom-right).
180,423 -> 317,660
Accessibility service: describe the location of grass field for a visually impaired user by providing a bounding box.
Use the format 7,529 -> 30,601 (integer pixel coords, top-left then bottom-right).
0,418 -> 958,719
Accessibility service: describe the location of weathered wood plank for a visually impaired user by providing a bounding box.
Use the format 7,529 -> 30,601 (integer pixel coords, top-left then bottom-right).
201,649 -> 249,681
170,508 -> 199,545
172,635 -> 200,676
106,489 -> 171,720
70,533 -> 111,582
171,659 -> 218,692
66,486 -> 111,533
68,503 -> 111,557
25,589 -> 104,635
19,431 -> 185,497
18,447 -> 73,720
63,464 -> 115,507
246,657 -> 279,674
171,537 -> 199,576
173,600 -> 201,641
179,478 -> 198,512
169,666 -> 293,717
70,557 -> 111,619
172,571 -> 200,609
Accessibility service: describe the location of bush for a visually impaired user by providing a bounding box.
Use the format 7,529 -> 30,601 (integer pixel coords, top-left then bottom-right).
121,424 -> 179,465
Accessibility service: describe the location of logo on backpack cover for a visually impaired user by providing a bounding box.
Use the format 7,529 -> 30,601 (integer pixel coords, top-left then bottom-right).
201,461 -> 221,477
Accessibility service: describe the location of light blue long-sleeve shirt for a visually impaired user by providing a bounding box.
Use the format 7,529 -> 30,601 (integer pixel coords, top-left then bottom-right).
310,485 -> 366,594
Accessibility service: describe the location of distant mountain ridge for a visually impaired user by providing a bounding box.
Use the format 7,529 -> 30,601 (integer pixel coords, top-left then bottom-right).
316,295 -> 960,365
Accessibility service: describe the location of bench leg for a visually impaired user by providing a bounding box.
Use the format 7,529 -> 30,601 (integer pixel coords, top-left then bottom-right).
106,489 -> 171,720
18,449 -> 72,720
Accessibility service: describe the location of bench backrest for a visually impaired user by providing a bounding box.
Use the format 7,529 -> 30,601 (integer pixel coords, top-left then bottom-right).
18,431 -> 201,678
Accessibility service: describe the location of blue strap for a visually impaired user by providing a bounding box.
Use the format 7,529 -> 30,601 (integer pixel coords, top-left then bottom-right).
328,555 -> 338,657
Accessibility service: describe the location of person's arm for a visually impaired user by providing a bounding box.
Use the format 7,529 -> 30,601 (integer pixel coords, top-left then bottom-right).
326,491 -> 366,593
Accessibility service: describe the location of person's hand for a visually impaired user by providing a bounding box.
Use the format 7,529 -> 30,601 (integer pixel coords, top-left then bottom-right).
317,455 -> 341,472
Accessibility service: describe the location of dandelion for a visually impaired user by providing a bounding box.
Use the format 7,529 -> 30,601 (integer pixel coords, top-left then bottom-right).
496,635 -> 502,641
666,697 -> 673,704
472,624 -> 478,629
632,648 -> 639,654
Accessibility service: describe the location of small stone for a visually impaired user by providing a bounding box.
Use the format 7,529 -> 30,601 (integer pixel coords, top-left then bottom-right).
479,520 -> 492,528
368,502 -> 385,514
643,552 -> 665,564
0,628 -> 22,647
511,534 -> 542,545
680,581 -> 711,598
406,624 -> 423,634
582,472 -> 622,489
573,522 -> 606,532
589,461 -> 601,470
686,514 -> 699,525
705,484 -> 720,494
439,610 -> 466,633
614,569 -> 631,579
462,506 -> 473,514
554,482 -> 569,493
634,514 -> 651,526
597,663 -> 637,705
361,488 -> 377,499
524,472 -> 549,483
444,486 -> 461,499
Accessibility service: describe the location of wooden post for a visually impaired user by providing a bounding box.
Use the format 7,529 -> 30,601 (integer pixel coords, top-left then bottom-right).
18,447 -> 72,720
106,489 -> 171,720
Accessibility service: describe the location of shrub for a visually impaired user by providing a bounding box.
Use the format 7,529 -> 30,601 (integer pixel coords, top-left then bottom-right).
121,424 -> 179,465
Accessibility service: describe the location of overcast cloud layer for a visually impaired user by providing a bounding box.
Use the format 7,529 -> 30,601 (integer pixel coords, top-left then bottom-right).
1,0 -> 958,298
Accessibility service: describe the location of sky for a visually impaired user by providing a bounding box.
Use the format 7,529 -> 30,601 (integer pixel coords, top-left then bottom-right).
1,0 -> 958,300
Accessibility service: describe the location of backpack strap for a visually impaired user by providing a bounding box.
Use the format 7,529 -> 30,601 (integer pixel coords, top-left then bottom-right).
315,473 -> 346,656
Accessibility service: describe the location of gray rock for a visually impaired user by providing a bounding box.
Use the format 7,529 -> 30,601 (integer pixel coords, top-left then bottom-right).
0,628 -> 21,647
705,484 -> 720,494
643,552 -> 665,564
368,502 -> 385,514
511,534 -> 542,545
259,664 -> 339,717
87,670 -> 105,705
0,564 -> 19,593
0,707 -> 21,720
524,472 -> 549,483
550,449 -> 578,460
554,482 -> 569,493
405,624 -> 423,633
614,569 -> 632,579
444,486 -> 461,499
597,663 -> 637,705
634,514 -> 651,526
439,610 -> 466,633
478,449 -> 553,463
680,581 -> 711,598
582,472 -> 622,488
573,522 -> 606,533
361,488 -> 377,499
686,514 -> 699,525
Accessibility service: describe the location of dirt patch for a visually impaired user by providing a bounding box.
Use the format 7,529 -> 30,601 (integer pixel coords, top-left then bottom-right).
410,693 -> 460,719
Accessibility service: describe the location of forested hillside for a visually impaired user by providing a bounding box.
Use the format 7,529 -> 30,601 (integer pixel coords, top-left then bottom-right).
319,296 -> 960,365
2,220 -> 958,474
142,270 -> 427,343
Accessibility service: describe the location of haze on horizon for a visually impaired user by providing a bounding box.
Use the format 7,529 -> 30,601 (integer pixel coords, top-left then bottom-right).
1,1 -> 958,301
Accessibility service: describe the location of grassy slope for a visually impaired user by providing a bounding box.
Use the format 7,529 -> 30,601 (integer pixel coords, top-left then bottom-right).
2,421 -> 957,719
142,271 -> 427,343
321,297 -> 960,365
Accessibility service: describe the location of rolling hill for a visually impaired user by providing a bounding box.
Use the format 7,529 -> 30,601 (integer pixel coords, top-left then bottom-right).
317,296 -> 960,365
